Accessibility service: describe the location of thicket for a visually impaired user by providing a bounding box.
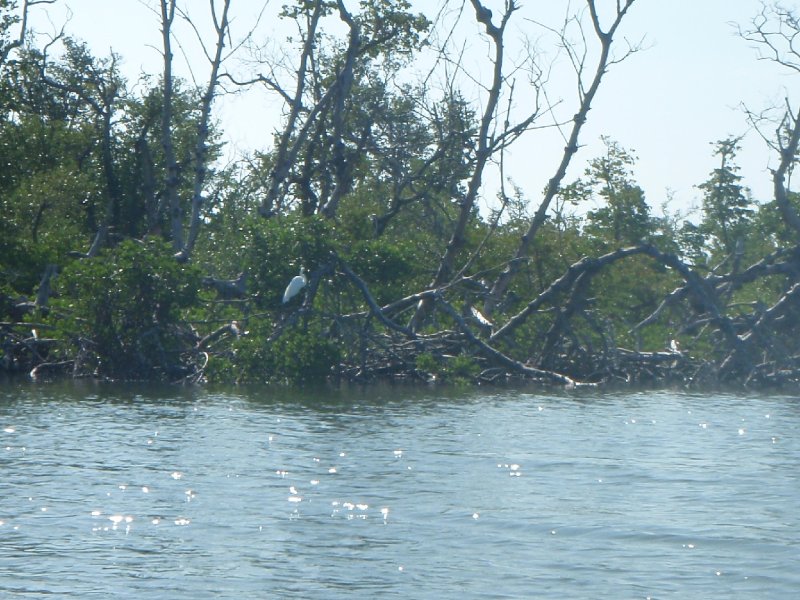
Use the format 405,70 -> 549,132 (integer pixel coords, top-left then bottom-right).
3,0 -> 800,388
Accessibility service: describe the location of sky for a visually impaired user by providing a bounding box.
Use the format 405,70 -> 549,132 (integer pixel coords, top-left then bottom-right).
24,0 -> 800,220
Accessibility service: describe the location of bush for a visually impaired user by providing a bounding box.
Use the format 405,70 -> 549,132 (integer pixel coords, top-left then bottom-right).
415,351 -> 480,382
225,318 -> 340,385
49,239 -> 201,379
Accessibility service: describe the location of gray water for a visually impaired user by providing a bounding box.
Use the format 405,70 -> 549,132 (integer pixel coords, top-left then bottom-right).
0,383 -> 798,599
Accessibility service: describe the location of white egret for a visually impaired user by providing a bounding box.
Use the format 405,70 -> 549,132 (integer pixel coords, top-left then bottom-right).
282,267 -> 307,303
470,306 -> 493,328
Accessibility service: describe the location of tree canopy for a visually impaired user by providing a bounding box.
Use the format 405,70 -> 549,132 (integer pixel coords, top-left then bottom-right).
3,0 -> 800,389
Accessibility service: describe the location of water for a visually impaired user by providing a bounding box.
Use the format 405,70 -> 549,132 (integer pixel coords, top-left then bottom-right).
1,383 -> 798,599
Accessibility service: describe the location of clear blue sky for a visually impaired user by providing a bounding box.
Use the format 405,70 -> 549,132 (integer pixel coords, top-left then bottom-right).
29,0 -> 800,219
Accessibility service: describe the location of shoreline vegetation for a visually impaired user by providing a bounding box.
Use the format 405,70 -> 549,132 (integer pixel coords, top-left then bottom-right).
3,1 -> 800,389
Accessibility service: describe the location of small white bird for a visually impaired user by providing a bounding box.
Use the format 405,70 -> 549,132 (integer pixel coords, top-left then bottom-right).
470,306 -> 493,328
282,267 -> 307,303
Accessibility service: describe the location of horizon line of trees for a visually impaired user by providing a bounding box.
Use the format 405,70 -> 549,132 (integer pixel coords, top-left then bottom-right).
3,0 -> 800,388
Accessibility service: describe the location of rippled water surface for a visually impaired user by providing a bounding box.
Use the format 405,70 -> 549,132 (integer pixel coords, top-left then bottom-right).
1,383 -> 798,598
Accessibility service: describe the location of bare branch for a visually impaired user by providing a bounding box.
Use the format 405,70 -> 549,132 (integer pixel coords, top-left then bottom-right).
338,259 -> 417,338
258,0 -> 325,217
0,0 -> 57,64
435,295 -> 584,387
485,0 -> 640,315
411,0 -> 518,330
178,0 -> 233,262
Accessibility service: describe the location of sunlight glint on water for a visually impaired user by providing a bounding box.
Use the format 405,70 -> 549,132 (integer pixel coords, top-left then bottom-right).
0,384 -> 798,599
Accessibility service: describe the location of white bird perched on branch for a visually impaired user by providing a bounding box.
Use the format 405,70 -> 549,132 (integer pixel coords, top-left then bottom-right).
470,305 -> 493,328
282,267 -> 307,303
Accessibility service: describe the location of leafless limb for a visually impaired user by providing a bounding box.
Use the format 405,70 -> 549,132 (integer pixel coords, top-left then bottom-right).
739,3 -> 800,237
257,0 -> 325,217
719,281 -> 800,380
485,0 -> 640,315
159,0 -> 183,249
338,259 -> 417,338
177,0 -> 232,262
738,2 -> 800,73
435,295 -> 584,386
411,0 -> 519,330
0,0 -> 57,64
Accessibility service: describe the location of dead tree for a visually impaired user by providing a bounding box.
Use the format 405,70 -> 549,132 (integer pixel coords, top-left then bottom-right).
177,0 -> 233,262
712,2 -> 800,382
411,0 -> 545,330
159,0 -> 183,249
0,0 -> 56,65
485,0 -> 639,315
252,0 -> 325,218
740,2 -> 800,239
157,0 -> 243,262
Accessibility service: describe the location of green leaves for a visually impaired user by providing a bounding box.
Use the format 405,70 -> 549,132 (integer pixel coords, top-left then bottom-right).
582,137 -> 654,247
698,137 -> 754,257
49,239 -> 201,379
247,213 -> 334,309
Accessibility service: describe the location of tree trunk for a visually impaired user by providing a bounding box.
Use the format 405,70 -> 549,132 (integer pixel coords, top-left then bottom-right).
484,0 -> 638,316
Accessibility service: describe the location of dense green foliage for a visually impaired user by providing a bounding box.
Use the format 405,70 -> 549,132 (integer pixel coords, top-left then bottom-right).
3,0 -> 800,387
46,239 -> 201,379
